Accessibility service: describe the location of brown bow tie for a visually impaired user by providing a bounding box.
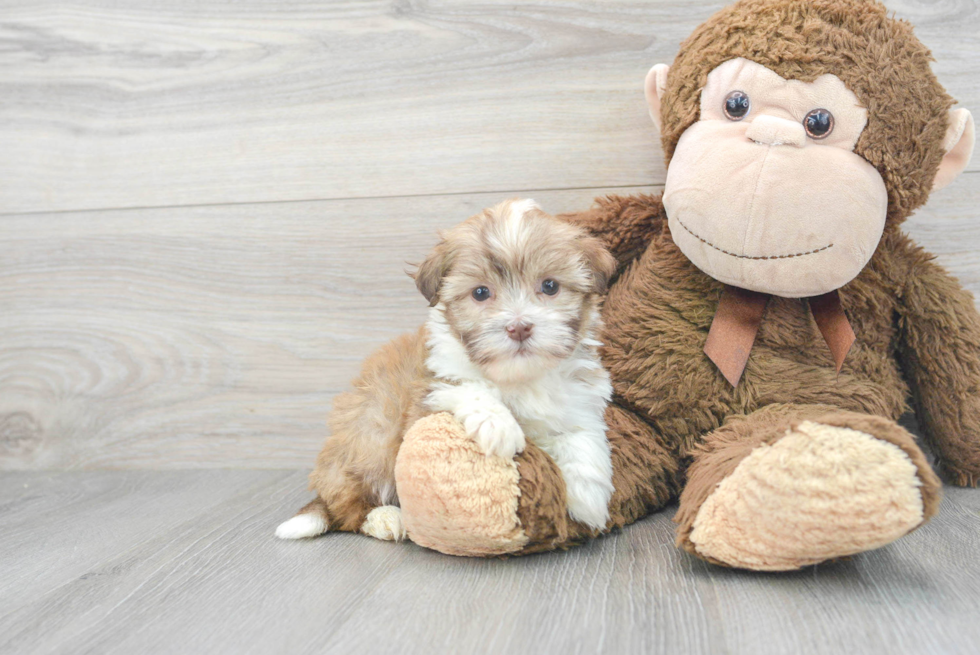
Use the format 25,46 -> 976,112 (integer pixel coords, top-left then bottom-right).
703,286 -> 855,386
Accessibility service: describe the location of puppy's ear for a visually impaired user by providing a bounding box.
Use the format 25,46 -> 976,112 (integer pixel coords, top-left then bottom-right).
412,238 -> 452,306
581,236 -> 617,294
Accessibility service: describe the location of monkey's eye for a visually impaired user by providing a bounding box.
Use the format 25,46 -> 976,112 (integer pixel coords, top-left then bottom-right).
540,279 -> 560,296
723,91 -> 750,121
472,286 -> 491,302
803,108 -> 834,139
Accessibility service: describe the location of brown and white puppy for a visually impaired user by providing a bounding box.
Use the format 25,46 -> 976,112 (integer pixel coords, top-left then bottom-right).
275,199 -> 617,541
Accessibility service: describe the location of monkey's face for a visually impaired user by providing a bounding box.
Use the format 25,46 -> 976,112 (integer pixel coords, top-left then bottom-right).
662,58 -> 888,298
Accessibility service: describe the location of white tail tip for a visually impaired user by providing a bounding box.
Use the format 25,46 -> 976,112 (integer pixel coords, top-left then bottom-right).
275,513 -> 329,539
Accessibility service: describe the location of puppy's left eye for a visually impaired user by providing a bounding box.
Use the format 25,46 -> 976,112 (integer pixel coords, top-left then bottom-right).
472,286 -> 491,302
540,279 -> 559,296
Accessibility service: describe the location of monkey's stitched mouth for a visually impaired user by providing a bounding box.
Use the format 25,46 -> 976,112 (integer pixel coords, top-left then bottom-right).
675,218 -> 833,261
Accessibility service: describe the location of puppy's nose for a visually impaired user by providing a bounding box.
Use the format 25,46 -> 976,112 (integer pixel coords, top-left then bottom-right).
506,321 -> 533,342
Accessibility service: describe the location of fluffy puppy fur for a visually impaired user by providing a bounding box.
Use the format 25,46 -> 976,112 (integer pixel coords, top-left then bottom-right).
276,199 -> 617,542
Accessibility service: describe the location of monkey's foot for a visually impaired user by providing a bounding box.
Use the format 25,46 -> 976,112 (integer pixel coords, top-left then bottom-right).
679,416 -> 940,571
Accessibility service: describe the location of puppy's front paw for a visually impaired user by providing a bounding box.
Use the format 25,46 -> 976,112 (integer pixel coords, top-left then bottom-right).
460,404 -> 525,459
565,477 -> 613,531
361,506 -> 407,541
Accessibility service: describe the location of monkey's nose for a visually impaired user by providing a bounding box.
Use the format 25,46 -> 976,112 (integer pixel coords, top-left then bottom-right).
745,115 -> 806,148
506,322 -> 533,342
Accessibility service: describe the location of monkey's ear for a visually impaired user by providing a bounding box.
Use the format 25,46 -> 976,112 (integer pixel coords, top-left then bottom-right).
581,236 -> 618,295
644,64 -> 670,133
412,239 -> 452,306
933,108 -> 975,191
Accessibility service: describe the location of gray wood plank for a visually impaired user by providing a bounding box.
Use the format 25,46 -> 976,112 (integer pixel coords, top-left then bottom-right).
0,470 -> 978,655
2,180 -> 978,469
1,0 -> 976,214
0,470 -> 296,624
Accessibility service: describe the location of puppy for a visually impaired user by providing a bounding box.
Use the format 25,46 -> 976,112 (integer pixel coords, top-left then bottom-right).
276,199 -> 617,542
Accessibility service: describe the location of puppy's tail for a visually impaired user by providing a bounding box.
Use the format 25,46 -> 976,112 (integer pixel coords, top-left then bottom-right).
275,497 -> 330,539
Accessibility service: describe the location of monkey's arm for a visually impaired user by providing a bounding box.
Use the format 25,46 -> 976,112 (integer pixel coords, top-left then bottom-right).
559,194 -> 667,276
897,253 -> 980,486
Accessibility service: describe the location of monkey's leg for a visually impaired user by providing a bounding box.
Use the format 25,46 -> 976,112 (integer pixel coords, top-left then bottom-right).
674,404 -> 942,571
394,405 -> 681,556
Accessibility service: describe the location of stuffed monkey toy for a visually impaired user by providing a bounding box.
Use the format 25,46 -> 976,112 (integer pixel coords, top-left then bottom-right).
395,0 -> 978,570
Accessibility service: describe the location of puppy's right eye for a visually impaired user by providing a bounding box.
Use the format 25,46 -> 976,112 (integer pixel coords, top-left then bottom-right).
472,286 -> 491,302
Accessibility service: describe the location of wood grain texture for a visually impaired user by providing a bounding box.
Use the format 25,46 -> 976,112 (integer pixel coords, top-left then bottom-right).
0,470 -> 978,655
0,0 -> 977,214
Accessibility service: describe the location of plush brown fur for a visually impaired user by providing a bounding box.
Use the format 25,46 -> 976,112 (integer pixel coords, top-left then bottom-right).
557,191 -> 972,548
393,0 -> 979,566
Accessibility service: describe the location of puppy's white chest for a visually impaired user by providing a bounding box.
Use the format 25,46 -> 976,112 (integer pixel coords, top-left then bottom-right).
501,380 -> 566,440
499,364 -> 608,442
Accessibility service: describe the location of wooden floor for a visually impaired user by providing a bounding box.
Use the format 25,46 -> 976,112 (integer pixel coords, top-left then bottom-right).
1,470 -> 979,655
2,1 -> 980,653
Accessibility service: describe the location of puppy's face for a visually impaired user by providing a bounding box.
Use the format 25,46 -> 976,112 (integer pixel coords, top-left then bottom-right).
415,199 -> 616,383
